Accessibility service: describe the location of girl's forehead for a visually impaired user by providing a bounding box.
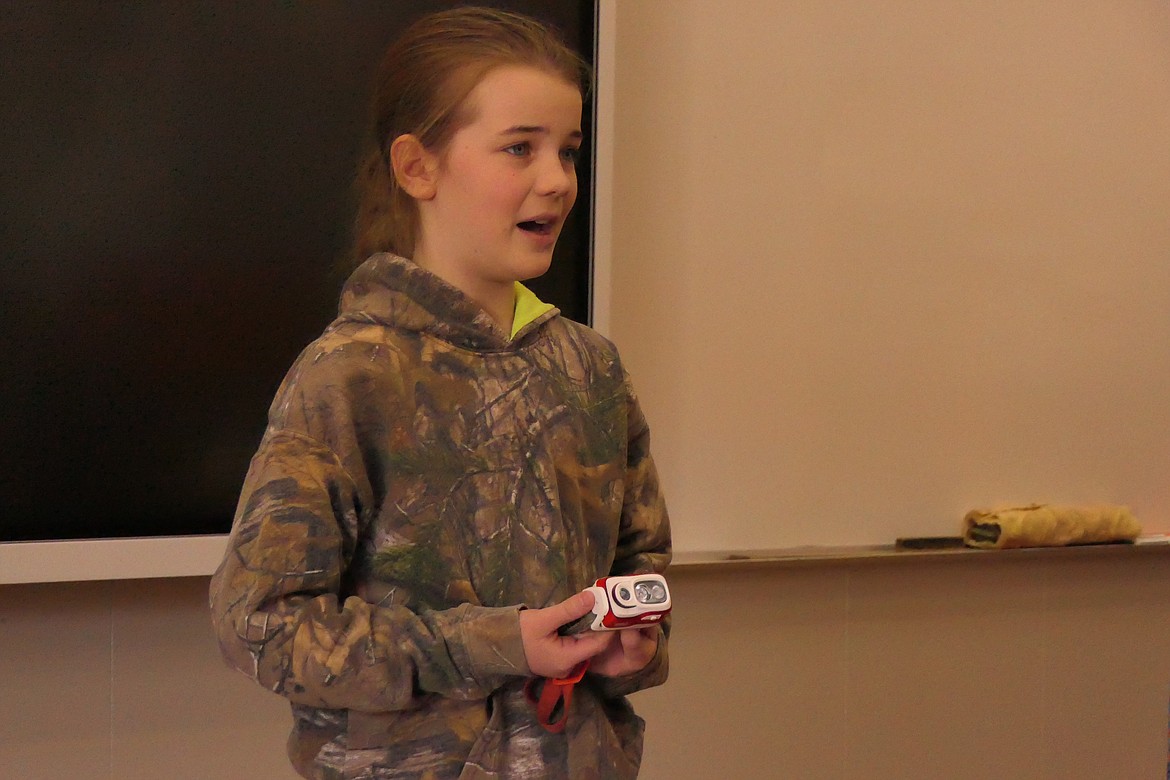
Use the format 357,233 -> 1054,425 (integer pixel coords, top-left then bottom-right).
460,65 -> 582,125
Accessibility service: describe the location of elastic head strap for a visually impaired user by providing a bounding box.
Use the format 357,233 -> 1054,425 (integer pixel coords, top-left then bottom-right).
524,660 -> 590,734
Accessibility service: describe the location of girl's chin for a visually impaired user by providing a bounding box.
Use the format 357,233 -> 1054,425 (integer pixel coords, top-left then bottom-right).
508,251 -> 556,280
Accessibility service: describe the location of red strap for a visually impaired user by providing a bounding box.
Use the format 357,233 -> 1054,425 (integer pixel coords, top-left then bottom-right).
524,660 -> 590,734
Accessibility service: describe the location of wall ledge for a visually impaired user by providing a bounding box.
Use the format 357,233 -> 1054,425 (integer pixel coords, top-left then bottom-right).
4,535 -> 1168,585
670,538 -> 1170,573
0,535 -> 228,585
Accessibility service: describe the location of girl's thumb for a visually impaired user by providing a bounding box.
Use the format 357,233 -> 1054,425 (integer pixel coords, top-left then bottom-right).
545,590 -> 595,630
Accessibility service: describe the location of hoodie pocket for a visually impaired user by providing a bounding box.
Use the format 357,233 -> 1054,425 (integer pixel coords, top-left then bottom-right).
346,697 -> 489,752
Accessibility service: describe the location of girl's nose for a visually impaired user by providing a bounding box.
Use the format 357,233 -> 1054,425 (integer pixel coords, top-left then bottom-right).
536,152 -> 575,197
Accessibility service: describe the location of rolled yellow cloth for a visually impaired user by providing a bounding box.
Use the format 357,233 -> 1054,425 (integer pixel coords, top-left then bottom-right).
962,504 -> 1141,549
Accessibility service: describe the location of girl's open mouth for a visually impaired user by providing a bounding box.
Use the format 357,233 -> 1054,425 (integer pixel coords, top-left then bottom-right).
517,219 -> 554,236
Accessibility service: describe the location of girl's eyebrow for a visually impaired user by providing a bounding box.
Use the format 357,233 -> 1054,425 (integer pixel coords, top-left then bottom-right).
498,124 -> 583,140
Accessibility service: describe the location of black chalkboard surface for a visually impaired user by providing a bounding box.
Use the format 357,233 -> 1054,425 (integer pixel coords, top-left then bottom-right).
0,1 -> 596,542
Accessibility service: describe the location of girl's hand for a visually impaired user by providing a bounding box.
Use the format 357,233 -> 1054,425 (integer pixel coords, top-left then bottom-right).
519,591 -> 615,679
588,625 -> 660,678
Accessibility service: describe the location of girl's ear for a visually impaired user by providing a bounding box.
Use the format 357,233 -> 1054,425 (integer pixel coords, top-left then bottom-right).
389,134 -> 439,200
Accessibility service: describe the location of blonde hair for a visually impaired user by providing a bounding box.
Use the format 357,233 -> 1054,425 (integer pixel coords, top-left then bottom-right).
350,6 -> 592,265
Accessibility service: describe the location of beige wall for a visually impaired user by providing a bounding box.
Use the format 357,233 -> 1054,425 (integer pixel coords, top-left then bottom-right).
603,0 -> 1170,552
2,553 -> 1169,779
0,578 -> 296,779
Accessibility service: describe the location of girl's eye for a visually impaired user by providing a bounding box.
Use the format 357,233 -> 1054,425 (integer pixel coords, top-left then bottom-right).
503,142 -> 530,156
561,146 -> 582,164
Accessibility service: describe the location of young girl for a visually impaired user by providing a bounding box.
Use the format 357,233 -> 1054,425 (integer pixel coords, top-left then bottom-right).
209,7 -> 671,780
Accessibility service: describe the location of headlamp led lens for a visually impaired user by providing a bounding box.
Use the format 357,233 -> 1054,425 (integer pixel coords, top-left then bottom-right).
634,581 -> 667,604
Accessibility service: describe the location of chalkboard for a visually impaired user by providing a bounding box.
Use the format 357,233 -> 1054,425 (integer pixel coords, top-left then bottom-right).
0,0 -> 596,542
601,0 -> 1170,552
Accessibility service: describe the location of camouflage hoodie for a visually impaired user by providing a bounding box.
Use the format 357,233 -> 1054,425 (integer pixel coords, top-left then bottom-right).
209,254 -> 671,779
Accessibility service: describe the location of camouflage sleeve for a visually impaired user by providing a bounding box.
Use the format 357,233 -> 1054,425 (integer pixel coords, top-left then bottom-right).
593,372 -> 672,698
209,360 -> 530,712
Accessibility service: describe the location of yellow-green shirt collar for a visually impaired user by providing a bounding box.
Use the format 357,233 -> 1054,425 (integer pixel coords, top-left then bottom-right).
510,282 -> 555,339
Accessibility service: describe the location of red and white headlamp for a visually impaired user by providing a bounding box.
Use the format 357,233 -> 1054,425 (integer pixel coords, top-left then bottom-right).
531,573 -> 671,732
584,573 -> 671,631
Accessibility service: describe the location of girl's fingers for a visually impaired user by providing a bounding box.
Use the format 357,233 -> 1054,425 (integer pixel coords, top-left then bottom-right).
537,590 -> 596,634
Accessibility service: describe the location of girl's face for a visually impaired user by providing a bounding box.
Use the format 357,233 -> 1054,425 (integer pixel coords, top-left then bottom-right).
413,65 -> 582,297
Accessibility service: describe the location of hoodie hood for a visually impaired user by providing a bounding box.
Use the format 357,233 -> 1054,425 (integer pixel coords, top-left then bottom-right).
336,254 -> 559,352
